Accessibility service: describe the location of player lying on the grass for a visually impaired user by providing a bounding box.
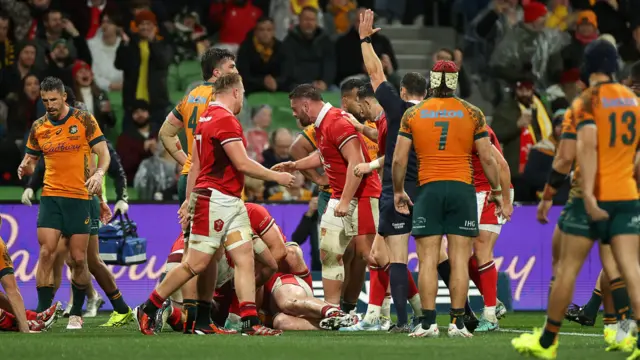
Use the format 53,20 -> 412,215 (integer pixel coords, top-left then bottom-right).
0,294 -> 61,333
512,40 -> 640,359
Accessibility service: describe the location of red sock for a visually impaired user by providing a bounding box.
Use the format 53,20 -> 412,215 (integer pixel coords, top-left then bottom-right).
25,310 -> 37,321
294,269 -> 313,289
479,260 -> 498,307
238,302 -> 258,319
0,310 -> 16,330
229,294 -> 240,316
148,290 -> 165,309
468,256 -> 482,294
406,269 -> 419,298
368,265 -> 389,306
168,306 -> 182,326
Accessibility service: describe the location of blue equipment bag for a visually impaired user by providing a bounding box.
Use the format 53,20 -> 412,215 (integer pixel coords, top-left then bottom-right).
98,212 -> 147,265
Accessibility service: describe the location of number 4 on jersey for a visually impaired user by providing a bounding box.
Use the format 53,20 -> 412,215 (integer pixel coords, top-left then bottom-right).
188,108 -> 198,130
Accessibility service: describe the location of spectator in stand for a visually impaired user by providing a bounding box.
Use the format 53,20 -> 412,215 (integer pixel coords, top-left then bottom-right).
291,195 -> 320,271
71,60 -> 115,132
429,48 -> 471,99
4,73 -> 39,144
375,0 -> 406,25
523,109 -> 569,204
545,0 -> 571,31
115,10 -> 173,127
245,105 -> 272,163
134,144 -> 179,201
61,0 -> 119,39
87,11 -> 123,92
34,9 -> 92,71
116,99 -> 157,184
0,42 -> 37,100
42,39 -> 76,86
237,16 -> 288,94
243,176 -> 265,202
268,171 -> 313,201
587,0 -> 630,44
209,0 -> 262,54
472,0 -> 522,42
0,13 -> 15,69
123,0 -> 170,38
1,0 -> 51,41
270,0 -> 322,41
620,24 -> 640,69
324,0 -> 357,40
283,7 -> 336,91
172,8 -> 208,61
560,10 -> 599,73
545,67 -> 581,111
335,7 -> 397,86
491,78 -> 553,202
261,128 -> 293,197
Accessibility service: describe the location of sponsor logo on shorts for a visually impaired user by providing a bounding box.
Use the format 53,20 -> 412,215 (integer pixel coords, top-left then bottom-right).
460,220 -> 477,231
392,222 -> 406,230
84,217 -> 90,225
413,217 -> 426,229
214,219 -> 224,232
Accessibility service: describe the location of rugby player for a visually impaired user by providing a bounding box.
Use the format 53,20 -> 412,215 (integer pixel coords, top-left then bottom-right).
277,84 -> 382,320
352,10 -> 479,332
512,39 -> 640,359
18,77 -> 110,330
135,73 -> 294,336
469,125 -> 514,332
158,48 -> 238,333
393,60 -> 503,338
25,95 -> 133,326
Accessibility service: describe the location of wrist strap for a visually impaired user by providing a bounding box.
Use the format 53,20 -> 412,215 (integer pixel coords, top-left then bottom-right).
369,159 -> 381,170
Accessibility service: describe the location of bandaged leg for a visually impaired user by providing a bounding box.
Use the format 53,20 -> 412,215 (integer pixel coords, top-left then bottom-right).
319,226 -> 352,306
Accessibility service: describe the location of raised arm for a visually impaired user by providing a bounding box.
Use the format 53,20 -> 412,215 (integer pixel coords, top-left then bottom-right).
359,9 -> 386,91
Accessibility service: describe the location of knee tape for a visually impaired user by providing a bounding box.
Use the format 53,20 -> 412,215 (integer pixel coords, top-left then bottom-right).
319,227 -> 350,281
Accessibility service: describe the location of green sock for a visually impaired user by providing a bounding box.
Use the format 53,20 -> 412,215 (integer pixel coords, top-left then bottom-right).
106,289 -> 129,314
36,286 -> 55,313
195,301 -> 212,328
450,308 -> 465,330
183,299 -> 197,334
582,288 -> 602,319
70,282 -> 87,316
610,278 -> 631,320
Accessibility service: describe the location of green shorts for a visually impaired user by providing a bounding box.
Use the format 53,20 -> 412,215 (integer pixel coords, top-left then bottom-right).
558,197 -> 597,239
178,174 -> 188,205
591,200 -> 640,244
317,190 -> 331,220
89,196 -> 101,236
412,181 -> 478,237
37,196 -> 91,236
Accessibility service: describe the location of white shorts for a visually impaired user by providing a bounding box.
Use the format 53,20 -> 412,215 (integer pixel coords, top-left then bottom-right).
188,188 -> 252,255
475,189 -> 515,235
270,274 -> 313,297
216,250 -> 235,289
321,197 -> 379,237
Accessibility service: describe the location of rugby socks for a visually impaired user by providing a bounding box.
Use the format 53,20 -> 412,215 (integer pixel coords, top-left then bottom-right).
365,265 -> 389,323
168,306 -> 183,330
583,288 -> 602,320
479,260 -> 498,322
195,301 -> 212,328
450,308 -> 465,330
293,269 -> 313,289
467,257 -> 482,293
70,281 -> 88,317
239,301 -> 260,328
341,301 -> 357,314
36,286 -> 55,313
143,290 -> 165,317
182,299 -> 198,333
106,289 -> 129,315
389,263 -> 409,326
407,270 -> 422,316
421,309 -> 437,329
610,278 -> 631,320
0,309 -> 15,330
540,318 -> 561,348
321,305 -> 339,318
603,314 -> 617,327
26,310 -> 38,321
382,294 -> 391,318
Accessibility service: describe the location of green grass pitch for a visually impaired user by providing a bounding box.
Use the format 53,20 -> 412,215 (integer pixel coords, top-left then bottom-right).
0,312 -> 622,360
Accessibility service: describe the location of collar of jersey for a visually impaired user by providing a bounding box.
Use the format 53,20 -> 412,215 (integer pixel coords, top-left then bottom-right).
208,101 -> 233,115
408,100 -> 420,104
203,81 -> 214,86
314,102 -> 333,127
48,106 -> 74,126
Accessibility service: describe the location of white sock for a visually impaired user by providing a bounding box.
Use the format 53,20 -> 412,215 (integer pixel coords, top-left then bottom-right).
409,295 -> 422,316
363,304 -> 381,324
483,306 -> 497,322
381,296 -> 391,318
227,313 -> 241,325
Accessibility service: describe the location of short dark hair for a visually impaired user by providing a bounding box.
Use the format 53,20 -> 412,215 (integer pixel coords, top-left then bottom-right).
630,60 -> 640,84
340,78 -> 365,95
300,6 -> 319,16
44,8 -> 62,22
256,16 -> 274,25
40,77 -> 65,94
401,72 -> 427,97
357,83 -> 375,99
289,84 -> 323,101
201,48 -> 236,80
213,73 -> 242,94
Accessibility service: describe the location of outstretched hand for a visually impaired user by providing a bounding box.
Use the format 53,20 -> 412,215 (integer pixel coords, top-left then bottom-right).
358,9 -> 381,39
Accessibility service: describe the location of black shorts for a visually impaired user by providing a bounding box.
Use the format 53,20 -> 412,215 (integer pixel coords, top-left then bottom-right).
378,182 -> 417,237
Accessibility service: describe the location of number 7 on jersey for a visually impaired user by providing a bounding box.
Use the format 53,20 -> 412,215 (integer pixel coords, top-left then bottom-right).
435,121 -> 449,150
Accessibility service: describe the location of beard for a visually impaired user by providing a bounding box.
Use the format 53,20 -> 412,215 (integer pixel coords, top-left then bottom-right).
133,117 -> 150,128
516,95 -> 533,107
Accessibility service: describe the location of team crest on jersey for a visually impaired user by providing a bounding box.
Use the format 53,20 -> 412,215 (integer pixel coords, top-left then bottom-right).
214,219 -> 224,232
69,125 -> 78,134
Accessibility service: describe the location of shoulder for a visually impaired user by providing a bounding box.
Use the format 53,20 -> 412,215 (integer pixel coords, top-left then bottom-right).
246,202 -> 270,217
30,116 -> 47,133
457,98 -> 484,118
74,109 -> 96,125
